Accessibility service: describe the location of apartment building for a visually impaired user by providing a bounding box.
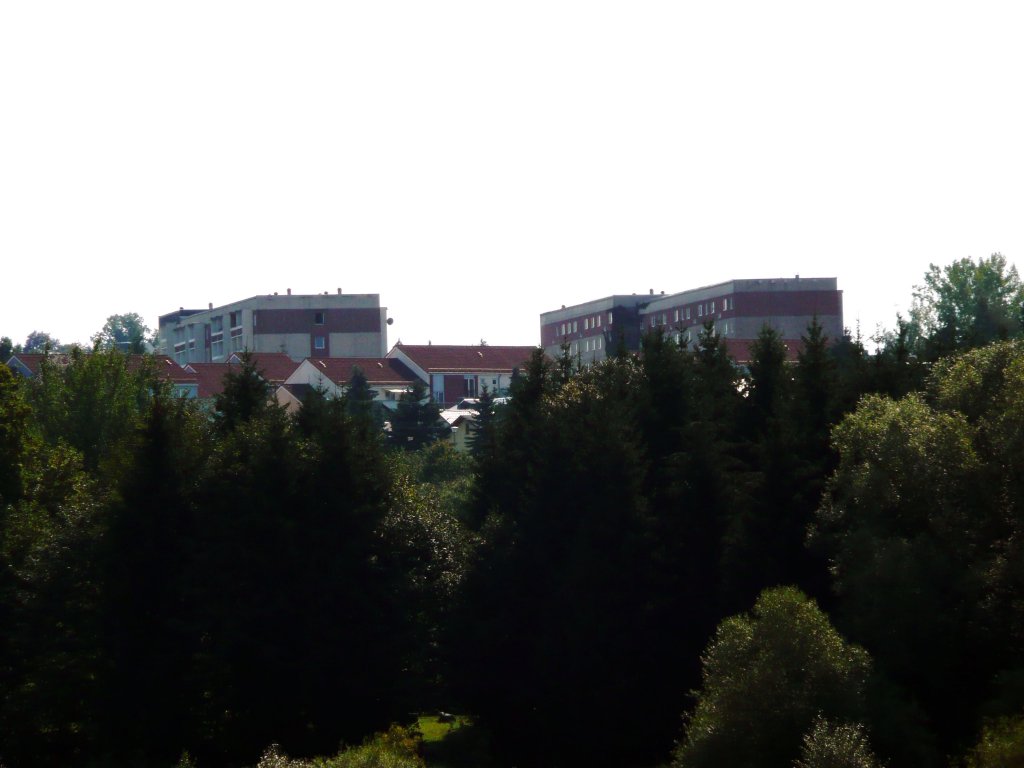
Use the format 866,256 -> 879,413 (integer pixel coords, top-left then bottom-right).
157,290 -> 389,364
540,277 -> 843,364
539,295 -> 648,364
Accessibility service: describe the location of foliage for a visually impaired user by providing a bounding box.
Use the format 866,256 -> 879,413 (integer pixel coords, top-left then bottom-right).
814,341 -> 1024,757
452,333 -> 750,767
910,254 -> 1024,359
91,312 -> 152,353
22,347 -> 161,474
793,717 -> 884,768
0,335 -> 14,362
23,330 -> 59,353
388,379 -> 447,451
467,385 -> 498,459
253,726 -> 425,768
963,715 -> 1024,768
673,587 -> 872,768
214,350 -> 278,433
346,365 -> 382,430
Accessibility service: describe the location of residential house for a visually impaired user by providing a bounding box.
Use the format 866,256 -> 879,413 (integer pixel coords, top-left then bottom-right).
282,357 -> 420,410
386,343 -> 536,406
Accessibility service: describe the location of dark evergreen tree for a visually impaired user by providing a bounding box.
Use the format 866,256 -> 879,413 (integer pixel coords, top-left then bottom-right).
467,384 -> 497,459
213,350 -> 276,433
345,365 -> 383,431
94,393 -> 208,765
722,324 -> 798,608
388,379 -> 447,451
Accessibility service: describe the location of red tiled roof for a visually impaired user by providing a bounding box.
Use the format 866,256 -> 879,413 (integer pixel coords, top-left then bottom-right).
392,344 -> 536,373
6,353 -> 47,375
186,363 -> 234,399
226,353 -> 301,383
305,357 -> 419,387
8,352 -> 198,383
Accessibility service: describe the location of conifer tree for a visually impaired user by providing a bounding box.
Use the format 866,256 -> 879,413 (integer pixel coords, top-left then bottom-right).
214,351 -> 277,433
467,384 -> 497,459
388,379 -> 447,451
345,365 -> 382,431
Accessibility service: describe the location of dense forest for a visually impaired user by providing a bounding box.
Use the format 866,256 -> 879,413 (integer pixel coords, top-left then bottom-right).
3,255 -> 1024,767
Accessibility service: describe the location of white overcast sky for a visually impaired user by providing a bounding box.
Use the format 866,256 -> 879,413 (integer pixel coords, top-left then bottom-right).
2,2 -> 1023,350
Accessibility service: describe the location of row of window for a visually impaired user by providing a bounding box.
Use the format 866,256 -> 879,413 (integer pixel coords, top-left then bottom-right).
558,311 -> 614,339
567,336 -> 604,355
647,297 -> 733,329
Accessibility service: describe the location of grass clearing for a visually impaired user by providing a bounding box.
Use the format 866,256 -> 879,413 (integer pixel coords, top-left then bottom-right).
414,714 -> 468,743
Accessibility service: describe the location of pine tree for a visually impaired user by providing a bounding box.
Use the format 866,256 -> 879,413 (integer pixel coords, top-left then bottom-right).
345,365 -> 382,431
467,384 -> 497,459
388,379 -> 447,451
214,351 -> 277,433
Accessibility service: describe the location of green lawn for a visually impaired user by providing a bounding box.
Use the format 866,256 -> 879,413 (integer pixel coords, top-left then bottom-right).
414,714 -> 493,767
415,714 -> 467,743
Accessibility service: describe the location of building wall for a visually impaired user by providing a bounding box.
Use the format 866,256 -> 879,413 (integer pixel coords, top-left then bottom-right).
541,278 -> 844,365
430,371 -> 513,406
539,295 -> 647,364
159,294 -> 387,363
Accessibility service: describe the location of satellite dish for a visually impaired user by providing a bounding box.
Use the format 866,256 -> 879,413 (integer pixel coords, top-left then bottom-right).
386,318 -> 394,325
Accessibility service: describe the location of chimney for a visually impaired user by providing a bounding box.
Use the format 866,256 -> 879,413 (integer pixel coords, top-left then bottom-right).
208,302 -> 213,310
337,288 -> 342,294
287,288 -> 291,295
649,288 -> 654,295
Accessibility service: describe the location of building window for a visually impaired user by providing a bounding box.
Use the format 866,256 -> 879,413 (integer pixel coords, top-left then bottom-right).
596,337 -> 602,350
596,314 -> 601,327
229,311 -> 241,328
698,305 -> 703,317
685,308 -> 691,320
710,301 -> 715,313
230,327 -> 243,352
211,332 -> 224,359
573,321 -> 578,333
674,309 -> 679,323
314,336 -> 325,350
584,318 -> 589,330
608,312 -> 613,324
314,311 -> 325,325
211,316 -> 223,333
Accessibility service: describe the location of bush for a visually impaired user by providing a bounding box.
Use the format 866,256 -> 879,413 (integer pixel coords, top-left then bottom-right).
963,715 -> 1024,768
253,726 -> 425,768
794,717 -> 883,768
673,587 -> 872,768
